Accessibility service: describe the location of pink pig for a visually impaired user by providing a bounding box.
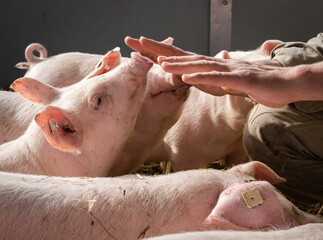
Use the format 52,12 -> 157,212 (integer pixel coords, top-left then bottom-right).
15,43 -> 103,87
1,42 -> 188,176
147,40 -> 284,170
0,51 -> 152,176
1,47 -> 122,144
0,162 -> 321,240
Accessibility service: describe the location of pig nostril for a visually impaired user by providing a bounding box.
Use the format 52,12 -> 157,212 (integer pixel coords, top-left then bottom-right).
61,126 -> 75,134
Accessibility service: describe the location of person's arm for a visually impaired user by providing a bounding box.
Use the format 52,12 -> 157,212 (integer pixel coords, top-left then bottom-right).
125,35 -> 323,107
271,33 -> 323,67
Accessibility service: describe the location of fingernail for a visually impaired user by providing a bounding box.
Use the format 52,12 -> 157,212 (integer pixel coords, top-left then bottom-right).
161,62 -> 170,68
182,74 -> 189,82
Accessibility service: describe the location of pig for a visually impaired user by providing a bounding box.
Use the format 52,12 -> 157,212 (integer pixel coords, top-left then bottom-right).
2,43 -> 189,176
1,47 -> 121,144
146,40 -> 284,171
0,51 -> 152,176
0,161 -> 321,240
15,43 -> 103,87
107,66 -> 188,176
145,223 -> 323,240
15,39 -> 173,87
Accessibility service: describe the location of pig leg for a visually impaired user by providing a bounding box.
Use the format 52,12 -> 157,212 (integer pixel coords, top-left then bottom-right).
224,136 -> 250,166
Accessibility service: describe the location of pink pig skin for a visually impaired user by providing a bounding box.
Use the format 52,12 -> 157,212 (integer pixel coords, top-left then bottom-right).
0,162 -> 321,240
147,40 -> 284,170
1,44 -> 188,176
2,48 -> 112,144
0,52 -> 151,176
145,223 -> 323,240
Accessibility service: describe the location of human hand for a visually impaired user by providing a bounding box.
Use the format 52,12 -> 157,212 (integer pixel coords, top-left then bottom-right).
157,55 -> 296,108
125,36 -> 234,96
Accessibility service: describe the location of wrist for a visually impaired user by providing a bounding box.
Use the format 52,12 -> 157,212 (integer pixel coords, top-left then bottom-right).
292,63 -> 323,101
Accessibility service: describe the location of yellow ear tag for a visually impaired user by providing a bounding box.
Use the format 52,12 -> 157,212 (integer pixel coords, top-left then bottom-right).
242,188 -> 264,208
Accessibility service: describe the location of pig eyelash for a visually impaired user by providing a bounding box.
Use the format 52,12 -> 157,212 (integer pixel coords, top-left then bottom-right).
243,179 -> 256,183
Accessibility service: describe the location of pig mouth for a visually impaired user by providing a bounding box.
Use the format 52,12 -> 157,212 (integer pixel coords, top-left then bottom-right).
150,84 -> 190,97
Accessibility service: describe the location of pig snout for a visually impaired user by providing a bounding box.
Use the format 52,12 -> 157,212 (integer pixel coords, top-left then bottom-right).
207,181 -> 288,230
122,52 -> 153,92
129,52 -> 153,75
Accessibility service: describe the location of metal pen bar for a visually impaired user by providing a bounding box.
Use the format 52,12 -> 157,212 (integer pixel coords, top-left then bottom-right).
210,0 -> 232,56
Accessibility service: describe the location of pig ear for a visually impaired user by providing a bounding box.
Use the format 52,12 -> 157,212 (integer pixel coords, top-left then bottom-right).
260,40 -> 284,55
215,50 -> 230,59
11,77 -> 58,105
15,62 -> 30,69
35,105 -> 82,151
86,47 -> 121,79
228,161 -> 286,184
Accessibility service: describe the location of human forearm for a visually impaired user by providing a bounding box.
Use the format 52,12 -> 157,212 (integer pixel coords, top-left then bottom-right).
291,61 -> 323,102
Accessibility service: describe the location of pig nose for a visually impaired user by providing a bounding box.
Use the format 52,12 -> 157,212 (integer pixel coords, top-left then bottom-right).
130,52 -> 153,71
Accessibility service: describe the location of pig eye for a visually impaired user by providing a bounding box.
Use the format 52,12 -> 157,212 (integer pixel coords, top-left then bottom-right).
96,97 -> 102,106
94,96 -> 102,110
89,93 -> 104,111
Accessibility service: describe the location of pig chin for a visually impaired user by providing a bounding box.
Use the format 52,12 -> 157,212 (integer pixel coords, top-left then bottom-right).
276,192 -> 323,227
150,84 -> 190,99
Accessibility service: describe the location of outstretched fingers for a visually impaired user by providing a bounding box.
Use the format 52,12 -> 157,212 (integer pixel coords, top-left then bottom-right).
125,36 -> 179,63
182,70 -> 250,92
158,55 -> 218,64
139,36 -> 193,57
125,36 -> 159,62
160,60 -> 229,75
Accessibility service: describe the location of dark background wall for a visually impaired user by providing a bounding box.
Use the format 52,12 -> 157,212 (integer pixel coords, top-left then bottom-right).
0,0 -> 210,89
231,0 -> 323,50
0,0 -> 322,89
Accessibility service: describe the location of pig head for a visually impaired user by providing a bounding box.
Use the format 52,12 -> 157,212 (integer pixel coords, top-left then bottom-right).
6,50 -> 152,176
9,43 -> 190,176
207,161 -> 323,231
